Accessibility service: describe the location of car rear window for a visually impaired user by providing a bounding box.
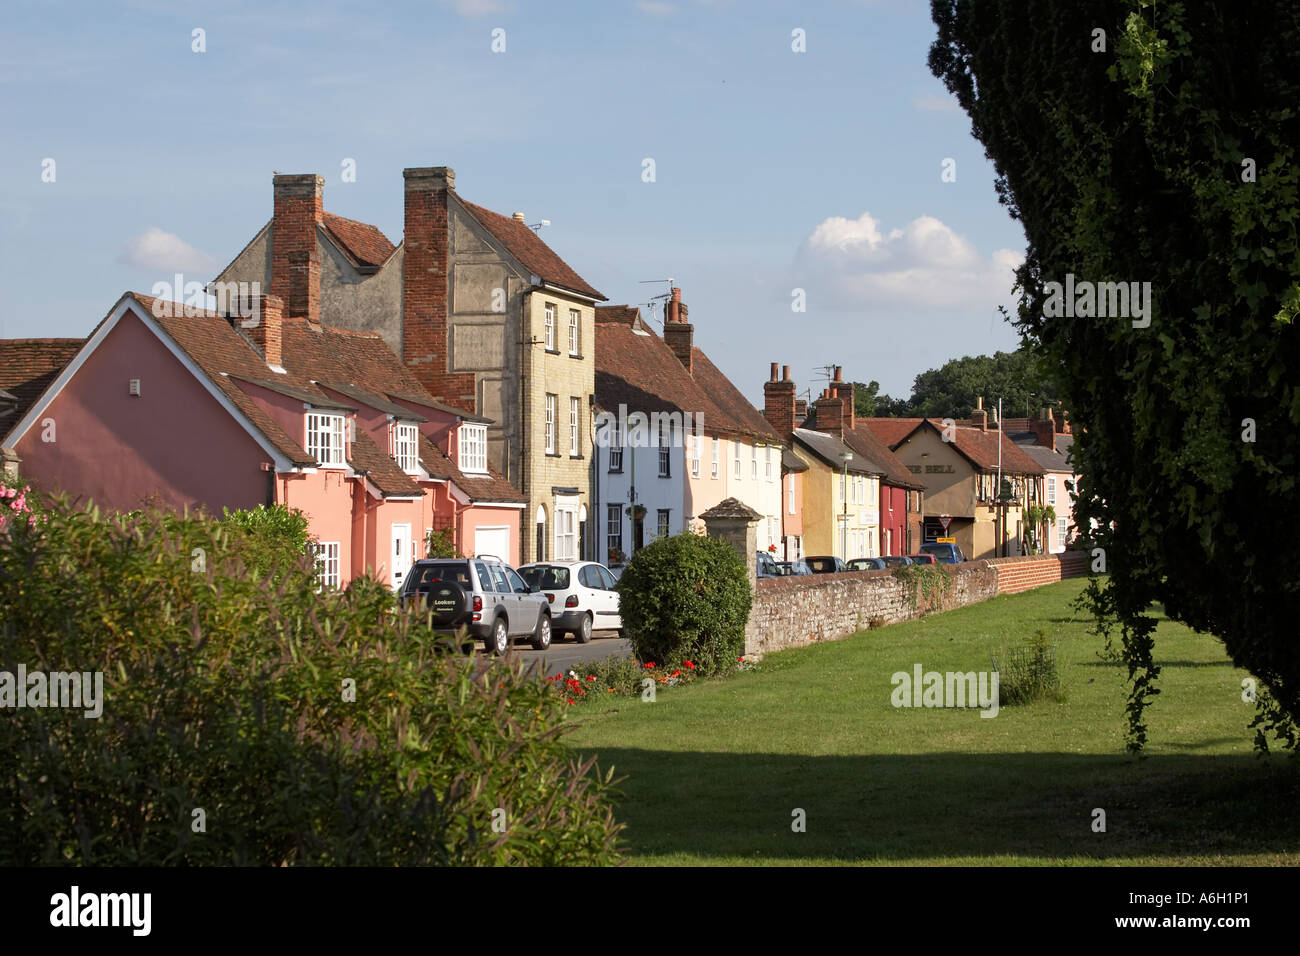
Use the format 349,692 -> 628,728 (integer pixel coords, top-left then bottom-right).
520,566 -> 570,590
806,558 -> 836,572
408,562 -> 471,589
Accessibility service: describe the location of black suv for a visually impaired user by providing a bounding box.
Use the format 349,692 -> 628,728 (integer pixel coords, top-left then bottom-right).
401,556 -> 552,654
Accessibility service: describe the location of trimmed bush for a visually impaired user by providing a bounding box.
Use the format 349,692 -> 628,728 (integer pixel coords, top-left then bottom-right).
0,497 -> 623,866
615,533 -> 751,674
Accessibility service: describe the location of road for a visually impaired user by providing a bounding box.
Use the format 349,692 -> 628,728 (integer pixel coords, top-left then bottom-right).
507,630 -> 632,676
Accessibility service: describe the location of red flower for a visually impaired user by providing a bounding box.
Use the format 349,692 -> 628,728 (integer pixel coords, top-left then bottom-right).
644,662 -> 655,669
586,675 -> 596,681
683,660 -> 695,669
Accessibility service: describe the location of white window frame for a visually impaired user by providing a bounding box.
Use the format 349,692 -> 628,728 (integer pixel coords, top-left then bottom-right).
711,437 -> 720,479
544,304 -> 556,350
393,421 -> 420,474
1058,516 -> 1069,548
765,446 -> 774,481
569,397 -> 580,456
1047,476 -> 1057,506
555,500 -> 578,562
313,541 -> 340,591
306,412 -> 347,467
788,475 -> 796,514
609,443 -> 623,472
545,394 -> 556,454
734,442 -> 742,480
607,504 -> 623,556
459,423 -> 488,474
751,446 -> 757,480
568,310 -> 580,356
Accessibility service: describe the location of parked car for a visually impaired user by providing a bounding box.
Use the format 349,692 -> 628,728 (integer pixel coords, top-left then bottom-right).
847,557 -> 887,571
919,542 -> 966,564
881,555 -> 913,568
402,556 -> 552,654
756,551 -> 781,578
517,561 -> 622,643
907,552 -> 938,565
777,560 -> 812,576
803,555 -> 847,574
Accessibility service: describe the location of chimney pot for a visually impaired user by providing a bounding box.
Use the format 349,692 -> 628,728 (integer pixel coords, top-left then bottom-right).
512,211 -> 526,221
833,366 -> 843,382
782,365 -> 790,381
770,362 -> 779,382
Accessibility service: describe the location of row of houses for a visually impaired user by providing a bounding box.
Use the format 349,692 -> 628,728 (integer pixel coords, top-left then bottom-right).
0,165 -> 1079,588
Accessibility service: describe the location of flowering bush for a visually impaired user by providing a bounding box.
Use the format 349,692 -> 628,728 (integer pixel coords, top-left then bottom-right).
0,478 -> 41,532
548,654 -> 760,706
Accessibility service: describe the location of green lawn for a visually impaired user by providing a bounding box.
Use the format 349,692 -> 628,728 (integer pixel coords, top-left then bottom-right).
564,579 -> 1300,866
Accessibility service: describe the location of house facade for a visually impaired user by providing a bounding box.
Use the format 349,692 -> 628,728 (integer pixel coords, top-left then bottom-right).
863,403 -> 1044,560
0,292 -> 525,587
1007,407 -> 1078,553
211,168 -> 603,563
593,293 -> 786,567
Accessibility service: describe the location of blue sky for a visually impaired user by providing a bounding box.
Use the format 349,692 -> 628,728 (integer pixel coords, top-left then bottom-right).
0,0 -> 1027,402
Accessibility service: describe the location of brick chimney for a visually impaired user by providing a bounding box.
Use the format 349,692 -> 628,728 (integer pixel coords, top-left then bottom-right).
971,396 -> 988,432
662,286 -> 694,375
403,166 -> 475,410
813,386 -> 845,437
1052,407 -> 1070,435
830,365 -> 855,432
764,362 -> 796,437
795,398 -> 808,423
240,294 -> 284,367
271,174 -> 322,321
1034,407 -> 1057,451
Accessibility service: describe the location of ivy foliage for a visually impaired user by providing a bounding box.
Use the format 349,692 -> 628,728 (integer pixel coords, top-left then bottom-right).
930,0 -> 1300,750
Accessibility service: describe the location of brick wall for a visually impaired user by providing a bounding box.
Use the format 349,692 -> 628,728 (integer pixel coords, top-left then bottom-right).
745,552 -> 1088,655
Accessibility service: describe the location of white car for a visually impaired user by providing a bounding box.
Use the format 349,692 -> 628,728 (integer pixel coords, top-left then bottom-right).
516,561 -> 622,643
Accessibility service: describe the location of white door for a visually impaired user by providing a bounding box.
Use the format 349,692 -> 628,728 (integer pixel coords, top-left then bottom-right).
474,525 -> 510,562
391,523 -> 412,590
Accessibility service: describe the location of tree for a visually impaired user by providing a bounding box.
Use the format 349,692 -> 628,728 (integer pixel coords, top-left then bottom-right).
852,380 -> 910,418
906,349 -> 1061,419
930,0 -> 1300,750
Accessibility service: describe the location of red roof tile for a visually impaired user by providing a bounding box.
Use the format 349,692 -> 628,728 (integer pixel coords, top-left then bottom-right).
0,338 -> 86,436
861,417 -> 1043,474
417,434 -> 524,503
321,212 -> 396,270
458,198 -> 604,301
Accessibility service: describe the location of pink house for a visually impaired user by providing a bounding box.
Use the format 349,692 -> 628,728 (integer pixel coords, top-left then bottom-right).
0,291 -> 524,587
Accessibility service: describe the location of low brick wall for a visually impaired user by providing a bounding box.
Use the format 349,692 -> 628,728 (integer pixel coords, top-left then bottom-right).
986,551 -> 1088,594
745,552 -> 1088,655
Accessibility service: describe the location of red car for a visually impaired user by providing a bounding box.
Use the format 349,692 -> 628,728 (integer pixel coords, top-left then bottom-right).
907,553 -> 938,565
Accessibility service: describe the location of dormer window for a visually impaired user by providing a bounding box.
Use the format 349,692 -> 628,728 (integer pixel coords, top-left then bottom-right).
306,412 -> 347,467
459,423 -> 488,474
394,422 -> 419,474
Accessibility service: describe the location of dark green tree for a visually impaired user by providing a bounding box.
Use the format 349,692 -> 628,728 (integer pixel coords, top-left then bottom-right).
930,0 -> 1300,750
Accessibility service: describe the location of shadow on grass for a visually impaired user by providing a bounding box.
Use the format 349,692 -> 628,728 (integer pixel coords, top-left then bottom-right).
1072,660 -> 1234,669
582,749 -> 1300,862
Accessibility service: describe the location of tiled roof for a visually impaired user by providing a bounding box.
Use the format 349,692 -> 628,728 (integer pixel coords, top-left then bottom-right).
385,389 -> 492,425
793,428 -> 882,475
593,304 -> 640,326
320,212 -> 396,270
862,417 -> 1043,474
349,430 -> 424,496
781,447 -> 808,473
0,338 -> 86,438
689,349 -> 781,444
317,382 -> 428,421
801,406 -> 924,490
595,316 -> 779,444
417,433 -> 524,503
458,198 -> 605,301
121,293 -> 526,500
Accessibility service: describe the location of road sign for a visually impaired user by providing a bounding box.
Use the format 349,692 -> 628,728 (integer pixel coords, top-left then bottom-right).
938,514 -> 952,533
936,536 -> 956,544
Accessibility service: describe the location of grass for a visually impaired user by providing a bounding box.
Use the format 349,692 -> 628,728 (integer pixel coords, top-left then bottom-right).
563,579 -> 1300,865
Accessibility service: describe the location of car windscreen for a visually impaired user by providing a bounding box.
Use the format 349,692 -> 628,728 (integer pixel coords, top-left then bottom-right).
806,558 -> 836,572
520,566 -> 570,590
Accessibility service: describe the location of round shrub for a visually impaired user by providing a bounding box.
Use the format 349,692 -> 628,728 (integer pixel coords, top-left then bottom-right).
616,532 -> 751,674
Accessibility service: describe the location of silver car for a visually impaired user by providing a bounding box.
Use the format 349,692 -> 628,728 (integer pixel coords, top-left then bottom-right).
402,556 -> 552,654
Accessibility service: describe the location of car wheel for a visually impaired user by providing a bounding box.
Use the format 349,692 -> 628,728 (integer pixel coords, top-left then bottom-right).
487,616 -> 510,655
574,612 -> 593,645
531,612 -> 552,650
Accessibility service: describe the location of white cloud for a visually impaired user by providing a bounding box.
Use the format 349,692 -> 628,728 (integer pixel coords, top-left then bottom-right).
637,1 -> 678,14
117,228 -> 217,274
912,94 -> 959,112
795,211 -> 1023,311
